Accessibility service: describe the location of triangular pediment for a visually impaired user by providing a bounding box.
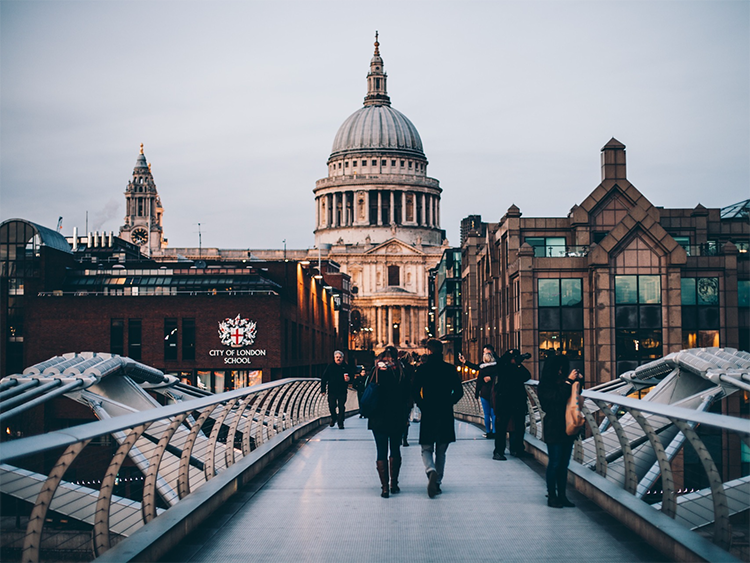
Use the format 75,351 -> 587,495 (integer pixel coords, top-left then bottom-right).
364,238 -> 426,256
575,180 -> 659,228
588,206 -> 686,267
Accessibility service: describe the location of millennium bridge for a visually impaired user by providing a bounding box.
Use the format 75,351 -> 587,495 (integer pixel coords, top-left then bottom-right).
0,348 -> 748,562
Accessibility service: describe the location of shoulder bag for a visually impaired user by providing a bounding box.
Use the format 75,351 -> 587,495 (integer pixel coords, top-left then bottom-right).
565,380 -> 585,436
359,369 -> 380,418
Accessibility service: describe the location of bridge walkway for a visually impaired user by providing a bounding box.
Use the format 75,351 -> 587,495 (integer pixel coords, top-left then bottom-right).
163,417 -> 667,563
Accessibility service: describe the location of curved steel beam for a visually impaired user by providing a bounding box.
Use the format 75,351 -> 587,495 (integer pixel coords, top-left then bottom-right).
595,401 -> 638,494
630,408 -> 676,518
22,439 -> 92,563
142,414 -> 188,523
93,423 -> 151,557
177,405 -> 217,500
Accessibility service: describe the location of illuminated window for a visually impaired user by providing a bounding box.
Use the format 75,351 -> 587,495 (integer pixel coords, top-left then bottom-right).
681,277 -> 720,349
615,275 -> 662,374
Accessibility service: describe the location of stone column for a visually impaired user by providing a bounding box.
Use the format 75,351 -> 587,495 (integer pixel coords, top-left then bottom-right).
387,306 -> 393,346
365,191 -> 370,225
420,193 -> 426,226
401,191 -> 406,225
377,191 -> 383,226
436,198 -> 440,227
371,307 -> 380,345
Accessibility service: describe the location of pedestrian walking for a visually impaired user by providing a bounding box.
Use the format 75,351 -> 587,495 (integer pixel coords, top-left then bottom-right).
413,338 -> 464,498
320,350 -> 351,429
367,346 -> 411,498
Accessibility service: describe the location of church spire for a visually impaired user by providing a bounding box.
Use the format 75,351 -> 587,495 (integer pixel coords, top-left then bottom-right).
364,31 -> 390,107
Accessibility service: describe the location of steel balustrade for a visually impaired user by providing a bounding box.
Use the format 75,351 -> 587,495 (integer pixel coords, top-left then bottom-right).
454,378 -> 750,558
0,378 -> 340,563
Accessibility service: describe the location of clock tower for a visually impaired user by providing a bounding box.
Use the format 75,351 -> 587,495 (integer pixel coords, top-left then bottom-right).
119,144 -> 165,254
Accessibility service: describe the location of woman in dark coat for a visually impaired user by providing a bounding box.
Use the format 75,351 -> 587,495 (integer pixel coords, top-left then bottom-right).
537,353 -> 582,508
367,346 -> 411,498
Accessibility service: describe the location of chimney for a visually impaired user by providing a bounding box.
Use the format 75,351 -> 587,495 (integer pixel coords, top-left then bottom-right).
601,138 -> 627,181
72,227 -> 78,251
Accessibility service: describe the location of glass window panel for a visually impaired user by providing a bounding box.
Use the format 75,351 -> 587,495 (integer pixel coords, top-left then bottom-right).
561,279 -> 582,307
615,305 -> 638,329
538,279 -> 560,307
698,307 -> 720,329
681,278 -> 696,305
698,330 -> 720,348
682,308 -> 698,330
197,371 -> 211,390
739,280 -> 750,308
697,277 -> 719,305
538,308 -> 560,330
560,331 -> 584,359
561,308 -> 583,330
616,329 -> 639,359
640,330 -> 663,359
615,276 -> 638,304
214,371 -> 225,394
639,305 -> 661,329
547,237 -> 566,257
639,275 -> 661,304
538,331 -> 561,359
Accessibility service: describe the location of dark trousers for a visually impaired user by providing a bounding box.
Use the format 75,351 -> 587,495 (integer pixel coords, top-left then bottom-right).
328,393 -> 347,426
372,430 -> 402,462
546,440 -> 574,498
494,409 -> 525,455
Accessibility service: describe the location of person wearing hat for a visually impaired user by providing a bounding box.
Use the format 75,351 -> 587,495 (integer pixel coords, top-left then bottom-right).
492,349 -> 532,460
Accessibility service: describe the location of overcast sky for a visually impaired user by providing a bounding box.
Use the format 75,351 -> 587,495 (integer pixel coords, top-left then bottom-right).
1,1 -> 748,250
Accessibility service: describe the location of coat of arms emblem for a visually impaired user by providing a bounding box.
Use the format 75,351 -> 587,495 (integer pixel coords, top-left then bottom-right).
218,314 -> 257,348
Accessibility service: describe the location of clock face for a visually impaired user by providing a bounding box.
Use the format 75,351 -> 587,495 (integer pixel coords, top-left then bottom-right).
131,228 -> 148,245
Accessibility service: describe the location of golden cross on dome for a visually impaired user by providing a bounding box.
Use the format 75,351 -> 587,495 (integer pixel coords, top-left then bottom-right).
140,143 -> 144,155
374,31 -> 379,55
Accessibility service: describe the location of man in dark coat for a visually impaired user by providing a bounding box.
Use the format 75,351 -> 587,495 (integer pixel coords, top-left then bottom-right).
320,350 -> 351,429
413,339 -> 464,498
493,349 -> 532,460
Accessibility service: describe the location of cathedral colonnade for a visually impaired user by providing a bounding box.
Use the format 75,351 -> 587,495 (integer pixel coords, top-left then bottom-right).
361,304 -> 426,349
315,189 -> 441,229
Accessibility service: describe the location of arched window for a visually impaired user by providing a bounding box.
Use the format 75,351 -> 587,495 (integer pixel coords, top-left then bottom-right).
388,265 -> 400,286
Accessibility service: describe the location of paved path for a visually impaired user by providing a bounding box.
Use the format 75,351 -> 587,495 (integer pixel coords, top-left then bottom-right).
164,417 -> 667,563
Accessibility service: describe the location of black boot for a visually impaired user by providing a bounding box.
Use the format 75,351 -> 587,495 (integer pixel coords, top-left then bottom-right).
389,457 -> 401,494
376,460 -> 389,498
547,492 -> 562,508
556,473 -> 574,506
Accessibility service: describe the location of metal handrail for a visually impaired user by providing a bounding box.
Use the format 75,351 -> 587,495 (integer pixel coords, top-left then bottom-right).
455,377 -> 750,559
0,377 -> 347,563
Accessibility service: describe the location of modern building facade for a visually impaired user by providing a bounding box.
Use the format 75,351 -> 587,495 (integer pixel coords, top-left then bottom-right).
429,247 -> 463,363
461,139 -> 749,387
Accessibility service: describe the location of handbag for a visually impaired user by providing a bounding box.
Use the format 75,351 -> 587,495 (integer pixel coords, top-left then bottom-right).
359,370 -> 380,418
565,380 -> 585,436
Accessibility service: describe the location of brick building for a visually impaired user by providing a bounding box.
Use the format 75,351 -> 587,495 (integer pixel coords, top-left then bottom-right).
0,219 -> 346,386
461,139 -> 749,386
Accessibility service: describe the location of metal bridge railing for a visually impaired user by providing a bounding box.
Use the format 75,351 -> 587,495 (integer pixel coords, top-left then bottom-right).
0,379 -> 353,563
455,378 -> 750,561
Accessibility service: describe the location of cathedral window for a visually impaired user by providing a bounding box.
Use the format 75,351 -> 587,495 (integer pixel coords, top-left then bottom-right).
345,161 -> 349,168
338,162 -> 342,169
372,160 -> 377,166
408,161 -> 412,169
400,160 -> 405,167
362,160 -> 366,167
391,160 -> 396,166
352,160 -> 356,167
382,160 -> 386,166
388,265 -> 400,286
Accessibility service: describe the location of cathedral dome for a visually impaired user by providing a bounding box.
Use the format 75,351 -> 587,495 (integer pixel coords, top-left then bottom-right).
330,104 -> 424,160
